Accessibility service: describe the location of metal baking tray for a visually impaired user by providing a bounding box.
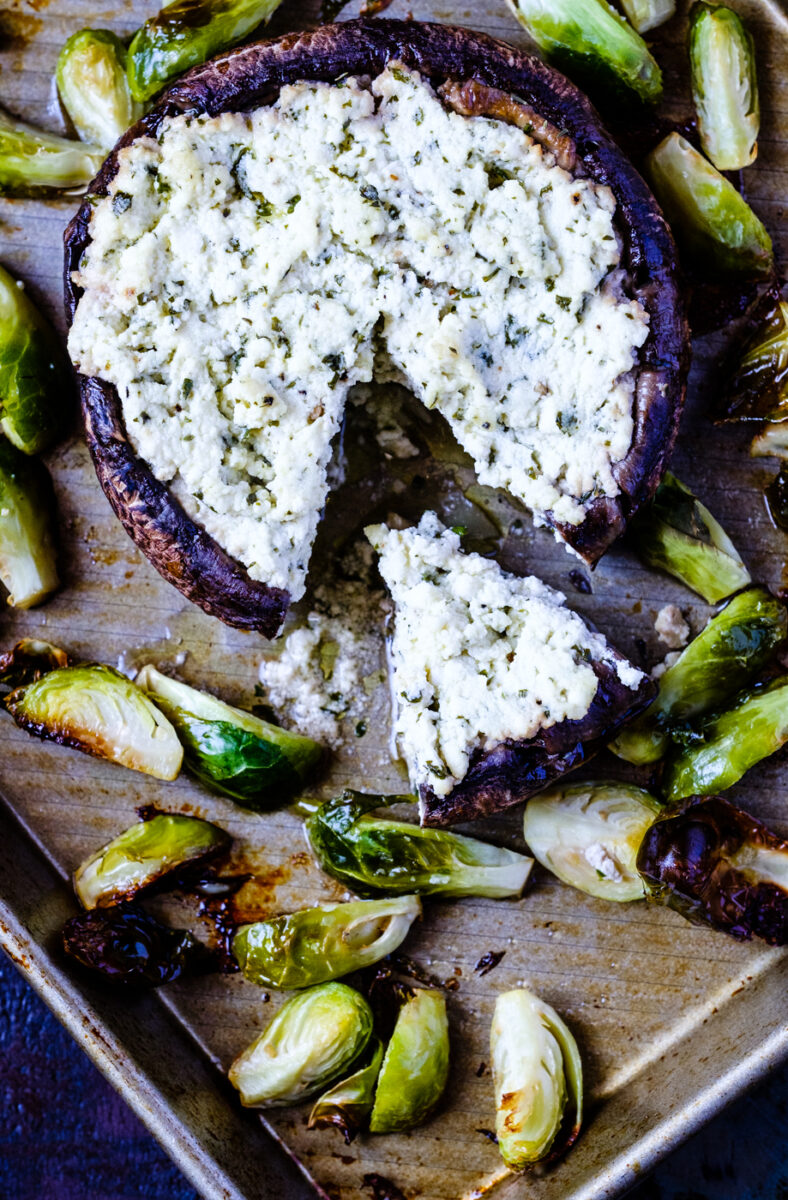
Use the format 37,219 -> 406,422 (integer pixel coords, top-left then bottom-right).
0,2 -> 786,1198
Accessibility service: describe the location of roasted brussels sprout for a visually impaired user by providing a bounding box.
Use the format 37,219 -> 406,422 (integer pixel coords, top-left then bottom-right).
522,782 -> 662,902
0,265 -> 70,456
645,133 -> 773,278
74,813 -> 231,909
637,796 -> 788,945
308,1038 -> 385,1143
57,30 -> 143,153
491,987 -> 583,1168
4,664 -> 183,780
0,639 -> 69,689
0,438 -> 59,609
506,0 -> 662,104
229,982 -> 374,1107
629,472 -> 750,603
369,989 -> 449,1133
689,3 -> 759,171
62,902 -> 211,986
233,896 -> 422,990
127,0 -> 284,103
751,423 -> 788,460
135,665 -> 322,809
0,108 -> 102,197
721,292 -> 788,424
662,676 -> 788,803
611,588 -> 787,765
619,0 -> 675,33
306,791 -> 532,900
766,468 -> 788,531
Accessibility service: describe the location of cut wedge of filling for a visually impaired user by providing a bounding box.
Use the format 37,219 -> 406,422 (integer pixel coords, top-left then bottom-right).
367,513 -> 646,803
68,63 -> 649,602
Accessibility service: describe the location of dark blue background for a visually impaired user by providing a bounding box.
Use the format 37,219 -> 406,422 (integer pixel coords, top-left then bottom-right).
1,954 -> 786,1200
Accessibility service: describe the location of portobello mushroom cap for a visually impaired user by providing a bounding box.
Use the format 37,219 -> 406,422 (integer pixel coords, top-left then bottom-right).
64,19 -> 688,636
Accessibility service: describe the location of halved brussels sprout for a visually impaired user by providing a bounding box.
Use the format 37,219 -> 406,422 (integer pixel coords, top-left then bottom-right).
522,782 -> 662,902
0,437 -> 59,609
491,987 -> 583,1168
136,665 -> 322,810
645,132 -> 773,278
74,813 -> 231,909
369,989 -> 449,1133
62,902 -> 211,986
0,107 -> 102,196
662,675 -> 788,803
228,982 -> 373,1107
232,896 -> 421,990
637,796 -> 788,944
620,0 -> 675,33
506,0 -> 662,104
766,468 -> 788,531
0,639 -> 69,689
689,2 -> 759,171
721,292 -> 788,424
0,265 -> 70,456
610,588 -> 787,765
4,664 -> 183,780
308,1038 -> 385,1142
751,422 -> 788,459
629,472 -> 750,603
57,30 -> 143,153
306,791 -> 532,900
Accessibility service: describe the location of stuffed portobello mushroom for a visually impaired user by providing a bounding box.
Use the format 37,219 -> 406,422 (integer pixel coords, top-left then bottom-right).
64,19 -> 687,636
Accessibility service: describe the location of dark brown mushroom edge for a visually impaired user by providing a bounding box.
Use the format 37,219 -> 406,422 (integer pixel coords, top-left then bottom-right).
64,18 -> 689,637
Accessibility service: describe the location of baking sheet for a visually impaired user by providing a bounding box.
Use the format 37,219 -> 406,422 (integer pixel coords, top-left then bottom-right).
0,2 -> 787,1199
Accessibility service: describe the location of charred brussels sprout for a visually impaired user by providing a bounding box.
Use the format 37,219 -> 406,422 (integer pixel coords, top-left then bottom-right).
63,902 -> 211,986
491,988 -> 583,1168
229,982 -> 373,1107
689,3 -> 759,171
721,291 -> 788,424
308,1038 -> 384,1142
522,783 -> 662,902
0,108 -> 102,196
506,0 -> 662,105
57,30 -> 143,153
611,588 -> 787,765
127,0 -> 284,103
369,989 -> 449,1133
0,265 -> 70,455
645,133 -> 773,278
306,791 -> 532,900
629,472 -> 749,603
74,813 -> 231,909
136,665 -> 322,809
766,468 -> 788,531
751,423 -> 788,459
0,438 -> 59,609
233,896 -> 421,990
4,664 -> 183,780
0,639 -> 69,689
619,0 -> 675,33
637,796 -> 788,945
662,675 -> 788,802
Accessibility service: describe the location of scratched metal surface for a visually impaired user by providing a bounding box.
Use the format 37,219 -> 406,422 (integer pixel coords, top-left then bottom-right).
0,2 -> 786,1199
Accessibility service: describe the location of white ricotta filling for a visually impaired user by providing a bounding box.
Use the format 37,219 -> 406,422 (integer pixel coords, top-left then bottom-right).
368,513 -> 646,798
69,63 -> 649,601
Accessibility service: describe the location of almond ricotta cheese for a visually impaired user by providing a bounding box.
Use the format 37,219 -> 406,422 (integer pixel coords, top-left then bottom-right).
367,513 -> 646,799
69,64 -> 649,601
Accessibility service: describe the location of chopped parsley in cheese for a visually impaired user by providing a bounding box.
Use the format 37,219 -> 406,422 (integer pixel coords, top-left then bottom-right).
368,514 -> 646,799
69,64 -> 649,601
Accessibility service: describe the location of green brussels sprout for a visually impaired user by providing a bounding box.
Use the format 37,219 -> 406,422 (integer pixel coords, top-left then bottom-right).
306,791 -> 532,900
73,812 -> 231,909
629,472 -> 750,604
0,107 -> 103,197
522,782 -> 662,902
644,132 -> 773,279
0,639 -> 69,689
369,989 -> 449,1133
0,438 -> 59,609
721,292 -> 788,424
663,675 -> 788,803
491,987 -> 583,1168
57,30 -> 143,153
505,0 -> 662,105
232,896 -> 422,990
136,665 -> 322,810
308,1038 -> 385,1142
611,588 -> 787,765
127,0 -> 284,103
0,265 -> 71,456
619,0 -> 675,33
689,3 -> 759,171
4,664 -> 183,780
228,982 -> 374,1108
